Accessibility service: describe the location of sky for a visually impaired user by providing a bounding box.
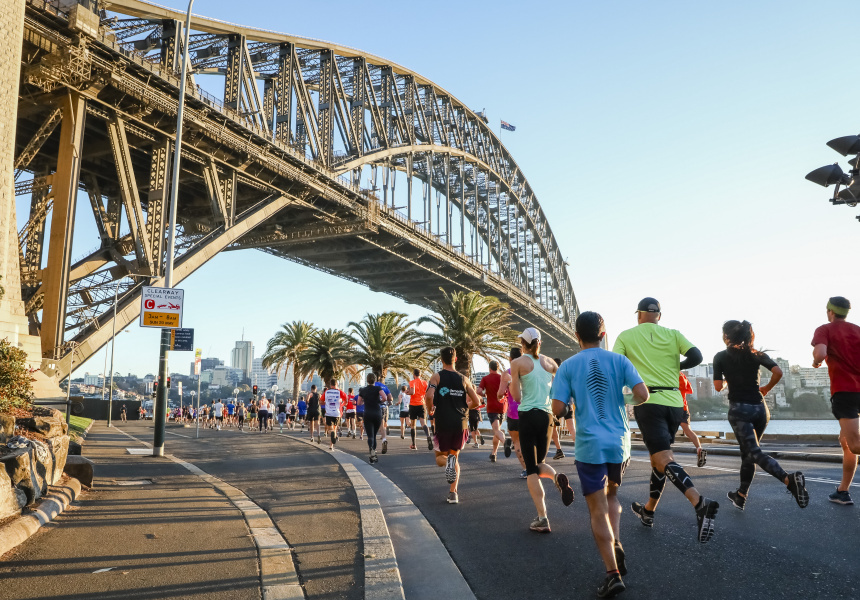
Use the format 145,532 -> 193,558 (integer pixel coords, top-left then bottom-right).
23,0 -> 860,377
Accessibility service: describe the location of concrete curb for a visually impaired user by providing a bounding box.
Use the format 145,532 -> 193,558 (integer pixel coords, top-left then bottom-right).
0,477 -> 82,558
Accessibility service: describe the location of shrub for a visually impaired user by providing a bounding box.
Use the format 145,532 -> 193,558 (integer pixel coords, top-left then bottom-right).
0,337 -> 34,413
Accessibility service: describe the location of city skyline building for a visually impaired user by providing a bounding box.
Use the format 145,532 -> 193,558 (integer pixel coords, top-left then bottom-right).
231,340 -> 254,378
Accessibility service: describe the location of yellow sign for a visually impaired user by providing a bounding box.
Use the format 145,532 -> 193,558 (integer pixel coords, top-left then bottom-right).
142,312 -> 180,327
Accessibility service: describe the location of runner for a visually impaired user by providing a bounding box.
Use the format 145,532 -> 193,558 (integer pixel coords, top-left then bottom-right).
549,357 -> 569,460
510,327 -> 574,532
248,400 -> 257,431
258,394 -> 270,433
424,347 -> 482,504
407,369 -> 433,451
498,347 -> 527,477
613,297 -> 719,543
227,398 -> 236,427
478,361 -> 511,461
287,399 -> 296,430
297,396 -> 307,431
306,386 -> 321,443
237,401 -> 246,431
398,385 -> 410,439
323,379 -> 347,450
679,373 -> 707,467
375,378 -> 394,451
120,404 -> 128,423
468,399 -> 484,449
812,296 -> 860,505
357,374 -> 388,463
344,388 -> 357,438
213,398 -> 224,431
276,399 -> 287,433
356,393 -> 365,440
714,320 -> 809,510
552,311 -> 649,597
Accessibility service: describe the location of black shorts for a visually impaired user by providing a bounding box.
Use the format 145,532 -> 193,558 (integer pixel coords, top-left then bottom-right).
408,405 -> 425,420
306,412 -> 319,422
325,416 -> 340,426
831,392 -> 860,420
488,412 -> 504,424
507,417 -> 519,432
681,410 -> 691,424
633,403 -> 685,455
518,409 -> 553,475
216,415 -> 223,422
468,409 -> 480,432
399,410 -> 410,419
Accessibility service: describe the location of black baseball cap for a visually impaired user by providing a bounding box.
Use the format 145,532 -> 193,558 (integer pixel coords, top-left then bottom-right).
636,297 -> 661,313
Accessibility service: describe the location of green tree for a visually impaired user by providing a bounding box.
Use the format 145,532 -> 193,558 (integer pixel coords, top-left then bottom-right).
262,320 -> 316,403
418,289 -> 517,377
299,328 -> 359,384
789,392 -> 828,416
348,312 -> 427,383
0,338 -> 33,413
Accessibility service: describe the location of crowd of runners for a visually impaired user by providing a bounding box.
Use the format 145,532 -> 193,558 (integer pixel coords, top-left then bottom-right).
169,295 -> 859,598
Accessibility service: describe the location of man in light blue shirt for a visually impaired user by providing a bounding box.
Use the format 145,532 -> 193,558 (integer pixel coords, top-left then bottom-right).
551,312 -> 648,598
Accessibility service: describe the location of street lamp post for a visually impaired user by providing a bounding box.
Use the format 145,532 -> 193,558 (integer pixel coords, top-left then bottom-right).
153,0 -> 196,457
191,390 -> 198,437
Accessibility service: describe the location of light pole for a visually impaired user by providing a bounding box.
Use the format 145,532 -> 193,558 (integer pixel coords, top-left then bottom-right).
271,384 -> 278,404
190,390 -> 198,437
154,0 -> 195,457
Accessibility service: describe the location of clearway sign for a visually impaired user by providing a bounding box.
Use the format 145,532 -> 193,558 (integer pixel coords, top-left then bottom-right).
140,287 -> 184,329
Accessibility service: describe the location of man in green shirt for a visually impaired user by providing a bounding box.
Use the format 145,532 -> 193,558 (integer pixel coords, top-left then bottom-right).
613,297 -> 719,544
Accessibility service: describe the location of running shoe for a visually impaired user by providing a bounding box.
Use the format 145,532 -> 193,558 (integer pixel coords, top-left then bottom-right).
504,438 -> 512,458
521,470 -> 528,479
489,454 -> 496,463
316,436 -> 321,444
382,440 -> 388,454
410,444 -> 416,450
472,442 -> 479,449
369,451 -> 378,464
829,488 -> 854,505
478,433 -> 485,445
597,573 -> 625,598
331,431 -> 337,445
727,490 -> 746,511
697,448 -> 707,468
401,431 -> 405,439
614,541 -> 627,576
529,516 -> 551,533
787,472 -> 809,508
445,455 -> 457,483
427,437 -> 434,451
631,502 -> 654,527
447,491 -> 459,504
695,497 -> 719,544
554,473 -> 575,507
553,449 -> 565,460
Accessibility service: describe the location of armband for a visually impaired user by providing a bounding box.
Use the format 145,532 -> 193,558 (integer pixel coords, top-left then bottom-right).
428,383 -> 437,389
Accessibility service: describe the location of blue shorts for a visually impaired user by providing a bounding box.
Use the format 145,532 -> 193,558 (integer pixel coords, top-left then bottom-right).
574,460 -> 628,496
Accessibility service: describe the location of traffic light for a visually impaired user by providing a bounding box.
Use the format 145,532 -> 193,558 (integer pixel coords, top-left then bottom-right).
167,377 -> 171,388
152,382 -> 158,397
252,385 -> 258,397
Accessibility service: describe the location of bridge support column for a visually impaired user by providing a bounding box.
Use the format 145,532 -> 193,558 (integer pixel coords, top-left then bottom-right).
42,92 -> 86,359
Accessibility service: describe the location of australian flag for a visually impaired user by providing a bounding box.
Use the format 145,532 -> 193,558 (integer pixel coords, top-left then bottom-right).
500,120 -> 516,132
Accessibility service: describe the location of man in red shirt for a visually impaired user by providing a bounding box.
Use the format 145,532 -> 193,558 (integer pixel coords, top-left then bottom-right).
678,373 -> 706,467
407,369 -> 433,451
812,296 -> 860,505
478,361 -> 506,462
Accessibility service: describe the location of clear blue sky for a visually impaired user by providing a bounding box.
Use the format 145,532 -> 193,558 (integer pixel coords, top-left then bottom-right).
29,0 -> 860,377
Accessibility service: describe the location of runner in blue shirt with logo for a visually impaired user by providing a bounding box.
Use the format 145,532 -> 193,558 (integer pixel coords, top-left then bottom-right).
551,312 -> 649,599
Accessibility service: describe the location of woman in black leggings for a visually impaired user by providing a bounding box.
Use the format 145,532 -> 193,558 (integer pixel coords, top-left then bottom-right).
713,320 -> 809,510
357,373 -> 387,464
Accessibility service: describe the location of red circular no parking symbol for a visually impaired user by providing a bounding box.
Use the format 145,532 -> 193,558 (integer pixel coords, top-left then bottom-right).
144,299 -> 155,310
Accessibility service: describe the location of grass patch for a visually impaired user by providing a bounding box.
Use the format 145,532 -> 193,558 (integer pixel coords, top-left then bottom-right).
68,415 -> 93,443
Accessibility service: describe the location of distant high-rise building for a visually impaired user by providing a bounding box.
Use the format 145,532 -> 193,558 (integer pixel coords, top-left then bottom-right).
251,357 -> 277,391
231,341 -> 254,378
84,373 -> 105,387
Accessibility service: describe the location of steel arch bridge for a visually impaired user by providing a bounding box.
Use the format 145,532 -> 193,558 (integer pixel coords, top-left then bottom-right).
15,0 -> 579,379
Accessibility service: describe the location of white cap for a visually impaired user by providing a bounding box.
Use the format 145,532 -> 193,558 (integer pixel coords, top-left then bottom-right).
518,327 -> 542,344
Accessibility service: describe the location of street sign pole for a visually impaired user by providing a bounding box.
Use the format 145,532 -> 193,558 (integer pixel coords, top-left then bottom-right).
153,0 -> 195,457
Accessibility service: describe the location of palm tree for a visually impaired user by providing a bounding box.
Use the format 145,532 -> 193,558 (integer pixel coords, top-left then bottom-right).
418,289 -> 518,377
262,320 -> 316,402
348,312 -> 427,383
299,328 -> 360,384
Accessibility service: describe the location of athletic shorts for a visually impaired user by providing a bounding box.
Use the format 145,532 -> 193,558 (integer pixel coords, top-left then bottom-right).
575,460 -> 628,496
399,410 -> 410,418
507,418 -> 519,432
325,416 -> 340,426
238,416 -> 245,423
468,409 -> 480,432
277,413 -> 286,424
434,429 -> 469,453
356,413 -> 363,421
345,410 -> 356,416
633,403 -> 684,455
408,405 -> 425,420
299,413 -> 307,421
681,410 -> 691,425
831,392 -> 860,420
216,415 -> 223,422
306,411 -> 319,421
488,412 -> 504,424
518,409 -> 553,475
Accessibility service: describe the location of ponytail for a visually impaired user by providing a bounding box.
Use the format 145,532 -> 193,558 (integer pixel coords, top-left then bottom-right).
722,320 -> 757,354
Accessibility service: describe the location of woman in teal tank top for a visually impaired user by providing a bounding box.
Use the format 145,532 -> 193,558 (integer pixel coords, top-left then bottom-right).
510,327 -> 575,533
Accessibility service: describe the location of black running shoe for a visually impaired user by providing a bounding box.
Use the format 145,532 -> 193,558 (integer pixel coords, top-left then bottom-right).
382,440 -> 388,454
427,436 -> 434,451
331,431 -> 337,445
697,448 -> 707,468
553,449 -> 565,460
695,497 -> 719,544
489,454 -> 496,462
478,433 -> 485,445
597,573 -> 625,598
787,472 -> 809,508
631,502 -> 654,527
555,473 -> 575,507
504,438 -> 512,458
614,542 -> 627,577
727,490 -> 746,511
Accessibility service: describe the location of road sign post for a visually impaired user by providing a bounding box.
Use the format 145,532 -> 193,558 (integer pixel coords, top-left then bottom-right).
194,348 -> 202,439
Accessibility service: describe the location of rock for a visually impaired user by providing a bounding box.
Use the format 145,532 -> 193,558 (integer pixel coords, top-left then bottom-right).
64,455 -> 94,488
47,435 -> 69,485
0,466 -> 27,520
18,415 -> 68,438
0,447 -> 46,505
0,415 -> 13,444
